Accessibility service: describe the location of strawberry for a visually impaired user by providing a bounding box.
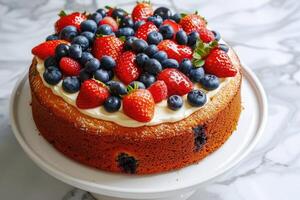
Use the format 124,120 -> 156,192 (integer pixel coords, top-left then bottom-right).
162,19 -> 182,35
147,80 -> 168,103
115,51 -> 141,85
199,29 -> 215,43
123,89 -> 155,122
132,1 -> 153,22
55,11 -> 87,33
135,22 -> 158,41
59,57 -> 81,76
76,79 -> 110,109
157,68 -> 193,96
157,40 -> 193,63
31,40 -> 68,60
98,16 -> 118,32
204,49 -> 237,77
180,13 -> 206,34
92,35 -> 124,60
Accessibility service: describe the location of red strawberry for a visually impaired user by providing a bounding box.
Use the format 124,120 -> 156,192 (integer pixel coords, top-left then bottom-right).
98,16 -> 118,32
132,1 -> 153,22
157,40 -> 193,63
31,40 -> 68,60
204,49 -> 237,77
135,22 -> 158,41
162,19 -> 182,35
147,80 -> 168,103
123,89 -> 155,122
157,68 -> 193,96
92,35 -> 124,60
200,29 -> 215,43
59,57 -> 81,76
180,13 -> 206,34
55,11 -> 87,33
76,79 -> 109,109
115,51 -> 141,85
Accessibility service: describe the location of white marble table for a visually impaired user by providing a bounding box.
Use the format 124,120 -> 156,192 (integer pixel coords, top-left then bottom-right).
1,0 -> 300,199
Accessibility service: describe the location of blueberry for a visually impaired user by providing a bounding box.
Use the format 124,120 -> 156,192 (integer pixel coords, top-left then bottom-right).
171,13 -> 181,23
187,31 -> 199,46
72,35 -> 89,51
189,67 -> 205,82
219,44 -> 229,53
119,17 -> 134,28
89,12 -> 103,24
154,7 -> 172,20
133,20 -> 145,31
46,34 -> 59,41
147,15 -> 163,27
96,8 -> 107,18
80,20 -> 97,33
193,125 -> 207,151
152,51 -> 168,63
176,30 -> 188,45
69,44 -> 82,60
139,73 -> 156,88
179,58 -> 193,75
159,25 -> 174,39
96,24 -> 113,35
106,80 -> 127,97
100,56 -> 116,70
80,52 -> 94,65
117,153 -> 138,174
85,58 -> 100,73
43,66 -> 62,85
135,53 -> 149,67
80,31 -> 95,44
147,31 -> 163,45
116,27 -> 135,38
212,30 -> 221,41
79,69 -> 92,82
144,58 -> 162,75
104,96 -> 121,112
112,8 -> 127,19
59,25 -> 78,41
107,70 -> 114,80
167,95 -> 183,110
44,56 -> 57,68
128,81 -> 146,89
131,39 -> 148,53
94,69 -> 110,83
161,59 -> 179,69
144,44 -> 158,57
187,90 -> 207,107
55,44 -> 69,60
200,74 -> 220,90
62,76 -> 81,93
124,36 -> 138,50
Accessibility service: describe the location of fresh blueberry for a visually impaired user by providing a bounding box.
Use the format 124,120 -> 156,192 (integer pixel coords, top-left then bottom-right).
59,25 -> 78,41
80,52 -> 94,65
176,30 -> 188,45
100,56 -> 116,70
171,13 -> 181,23
147,31 -> 163,45
133,20 -> 145,31
187,90 -> 207,107
154,7 -> 172,20
187,31 -> 199,46
139,73 -> 156,88
161,59 -> 179,69
147,15 -> 163,27
128,81 -> 146,89
89,12 -> 103,24
55,44 -> 69,60
72,35 -> 89,51
135,53 -> 149,67
44,56 -> 57,68
79,69 -> 92,82
119,17 -> 134,28
43,66 -> 62,85
159,25 -> 174,39
107,70 -> 114,80
85,58 -> 100,73
106,80 -> 127,97
116,27 -> 135,38
80,20 -> 97,33
46,34 -> 59,41
94,69 -> 110,83
152,51 -> 168,63
131,39 -> 148,53
200,74 -> 220,90
104,96 -> 121,112
80,31 -> 95,44
96,8 -> 106,18
62,76 -> 81,93
219,44 -> 229,53
117,153 -> 138,174
144,44 -> 158,57
212,30 -> 221,41
112,8 -> 127,19
167,95 -> 183,110
179,58 -> 193,75
96,24 -> 113,35
189,67 -> 205,82
144,58 -> 162,75
69,44 -> 82,60
124,36 -> 138,50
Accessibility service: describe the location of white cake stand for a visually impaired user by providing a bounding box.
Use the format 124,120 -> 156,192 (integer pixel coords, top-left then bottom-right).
10,65 -> 267,200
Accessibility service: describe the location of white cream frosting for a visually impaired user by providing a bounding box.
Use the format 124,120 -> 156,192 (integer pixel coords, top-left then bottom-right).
36,57 -> 232,127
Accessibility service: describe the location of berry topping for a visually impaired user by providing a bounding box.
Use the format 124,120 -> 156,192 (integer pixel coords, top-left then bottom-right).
116,27 -> 135,38
218,44 -> 229,53
62,76 -> 81,93
94,69 -> 110,83
96,24 -> 113,35
167,95 -> 183,110
161,19 -> 182,35
189,67 -> 205,82
89,12 -> 103,24
55,11 -> 86,33
187,89 -> 207,107
55,43 -> 70,60
133,20 -> 145,31
144,58 -> 162,75
144,44 -> 158,57
153,7 -> 172,20
59,25 -> 78,41
128,81 -> 146,90
159,25 -> 174,40
179,58 -> 193,75
180,13 -> 207,34
193,125 -> 207,151
117,153 -> 138,174
106,80 -> 128,97
148,80 -> 168,103
44,56 -> 57,68
119,16 -> 134,28
139,73 -> 156,88
32,40 -> 68,60
131,39 -> 148,53
132,1 -> 153,22
79,69 -> 92,82
176,30 -> 188,45
80,19 -> 97,33
43,66 -> 62,85
100,56 -> 116,70
124,36 -> 138,50
147,15 -> 163,27
152,51 -> 168,63
161,59 -> 179,69
136,53 -> 149,67
96,8 -> 107,17
72,35 -> 89,51
135,22 -> 158,41
157,40 -> 193,63
92,35 -> 123,60
46,34 -> 59,41
85,58 -> 100,73
59,57 -> 81,76
171,13 -> 181,23
187,31 -> 199,46
199,28 -> 215,43
147,31 -> 163,45
212,30 -> 221,41
200,74 -> 220,91
111,8 -> 128,19
104,96 -> 121,112
98,16 -> 118,32
69,44 -> 82,60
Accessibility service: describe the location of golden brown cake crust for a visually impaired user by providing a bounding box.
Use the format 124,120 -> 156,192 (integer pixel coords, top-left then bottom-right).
29,49 -> 242,174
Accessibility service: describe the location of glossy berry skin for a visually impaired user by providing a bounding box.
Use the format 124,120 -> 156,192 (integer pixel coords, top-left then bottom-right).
167,95 -> 183,110
199,29 -> 215,43
46,34 -> 59,41
147,31 -> 163,45
119,17 -> 134,28
55,12 -> 87,33
116,27 -> 135,38
59,25 -> 78,41
54,43 -> 70,60
180,14 -> 207,34
80,31 -> 95,44
187,89 -> 207,107
44,56 -> 57,68
147,15 -> 163,27
200,74 -> 220,90
32,40 -> 68,60
79,69 -> 92,82
139,73 -> 156,88
72,35 -> 89,51
133,20 -> 145,31
131,39 -> 148,53
135,22 -> 158,41
80,19 -> 97,33
85,58 -> 100,73
124,36 -> 138,50
106,80 -> 127,97
80,52 -> 94,65
212,30 -> 221,41
99,17 -> 118,32
135,53 -> 149,67
100,56 -> 116,70
144,58 -> 162,75
96,8 -> 107,18
94,69 -> 110,83
89,12 -> 103,24
69,44 -> 82,60
161,59 -> 179,69
171,13 -> 181,23
59,57 -> 81,76
92,35 -> 123,60
162,19 -> 182,38
104,96 -> 121,112
129,81 -> 146,89
153,7 -> 172,20
187,31 -> 199,46
132,2 -> 153,22
111,8 -> 128,19
157,40 -> 193,63
96,24 -> 113,35
62,76 -> 81,93
179,58 -> 193,75
147,80 -> 168,103
219,44 -> 229,53
159,25 -> 174,39
43,66 -> 62,85
152,51 -> 168,63
176,30 -> 188,45
144,44 -> 158,57
189,67 -> 205,82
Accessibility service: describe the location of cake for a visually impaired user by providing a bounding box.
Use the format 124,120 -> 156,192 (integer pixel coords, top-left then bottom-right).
29,3 -> 242,174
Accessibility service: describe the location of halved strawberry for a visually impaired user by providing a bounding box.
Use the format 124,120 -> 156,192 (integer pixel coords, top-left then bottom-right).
180,13 -> 206,34
59,57 -> 81,76
98,16 -> 118,32
157,68 -> 193,96
157,40 -> 192,63
132,1 -> 153,22
135,21 -> 158,41
123,89 -> 155,122
147,80 -> 168,103
92,35 -> 124,60
115,51 -> 141,85
31,40 -> 68,60
76,79 -> 110,109
55,11 -> 87,33
162,19 -> 182,35
199,29 -> 215,43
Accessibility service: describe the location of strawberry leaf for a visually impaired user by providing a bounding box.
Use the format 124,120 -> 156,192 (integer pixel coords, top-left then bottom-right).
119,36 -> 126,42
180,13 -> 187,18
193,59 -> 205,67
58,10 -> 67,17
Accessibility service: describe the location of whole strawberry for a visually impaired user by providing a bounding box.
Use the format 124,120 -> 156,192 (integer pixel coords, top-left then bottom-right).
98,16 -> 118,32
135,22 -> 158,41
76,79 -> 109,109
162,19 -> 182,35
157,68 -> 193,96
115,51 -> 141,85
204,49 -> 237,77
147,80 -> 168,103
55,11 -> 87,33
32,40 -> 68,60
123,89 -> 155,122
180,13 -> 206,34
132,1 -> 153,22
157,40 -> 192,63
92,35 -> 124,60
59,57 -> 81,76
